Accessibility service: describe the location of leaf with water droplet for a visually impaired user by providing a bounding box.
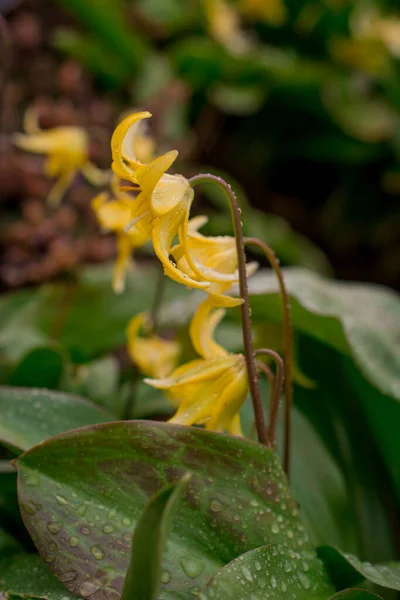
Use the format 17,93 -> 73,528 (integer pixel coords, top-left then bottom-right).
0,387 -> 111,452
16,421 -> 315,599
196,544 -> 334,599
318,546 -> 400,592
0,554 -> 77,600
121,474 -> 190,600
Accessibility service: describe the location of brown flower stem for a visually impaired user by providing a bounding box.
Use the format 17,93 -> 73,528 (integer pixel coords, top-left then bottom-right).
150,264 -> 166,331
244,237 -> 293,474
255,349 -> 284,451
255,360 -> 275,433
189,174 -> 268,446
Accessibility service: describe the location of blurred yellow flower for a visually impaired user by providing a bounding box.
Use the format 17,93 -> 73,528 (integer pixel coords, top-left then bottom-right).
145,298 -> 248,434
240,0 -> 287,26
13,108 -> 109,206
127,312 -> 180,379
92,177 -> 152,293
205,0 -> 250,54
111,112 -> 210,291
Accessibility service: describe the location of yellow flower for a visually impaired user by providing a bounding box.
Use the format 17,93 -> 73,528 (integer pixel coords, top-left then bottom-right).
111,112 -> 210,291
205,0 -> 250,54
240,0 -> 287,26
127,313 -> 180,379
13,108 -> 109,206
145,298 -> 249,435
171,215 -> 258,306
92,176 -> 152,293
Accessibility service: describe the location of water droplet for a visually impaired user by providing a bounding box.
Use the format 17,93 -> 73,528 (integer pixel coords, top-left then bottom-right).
80,526 -> 91,535
25,471 -> 40,486
298,572 -> 310,589
241,565 -> 253,583
59,570 -> 78,583
76,503 -> 87,517
249,499 -> 259,507
122,517 -> 132,527
47,521 -> 62,535
103,524 -> 115,534
79,580 -> 104,597
281,581 -> 287,592
90,545 -> 105,560
69,536 -> 79,548
56,495 -> 69,506
287,529 -> 294,539
270,575 -> 278,588
209,499 -> 224,513
271,523 -> 279,534
161,570 -> 171,584
180,558 -> 203,579
21,502 -> 37,515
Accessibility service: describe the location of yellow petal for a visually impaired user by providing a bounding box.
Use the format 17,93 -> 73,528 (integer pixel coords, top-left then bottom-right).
207,357 -> 248,432
150,172 -> 190,216
111,111 -> 152,179
127,313 -> 180,378
113,234 -> 133,294
47,169 -> 76,207
151,197 -> 210,290
144,355 -> 236,389
189,299 -> 227,359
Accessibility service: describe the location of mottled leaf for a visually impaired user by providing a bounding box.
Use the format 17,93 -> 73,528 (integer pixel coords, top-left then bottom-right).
121,475 -> 190,600
0,387 -> 111,452
318,546 -> 400,592
16,421 -> 315,599
197,544 -> 334,599
0,554 -> 77,600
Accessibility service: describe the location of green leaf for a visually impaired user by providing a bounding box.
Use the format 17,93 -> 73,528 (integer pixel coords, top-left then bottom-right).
121,475 -> 190,600
197,544 -> 334,599
0,554 -> 77,600
16,421 -> 316,599
318,546 -> 400,592
329,591 -> 383,600
247,268 -> 400,401
0,387 -> 111,452
0,527 -> 21,555
8,347 -> 65,390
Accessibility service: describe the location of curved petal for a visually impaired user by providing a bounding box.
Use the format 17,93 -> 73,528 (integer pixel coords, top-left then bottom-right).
207,357 -> 248,432
111,111 -> 152,179
144,355 -> 235,389
151,197 -> 210,290
189,300 -> 227,359
113,234 -> 134,294
150,171 -> 189,216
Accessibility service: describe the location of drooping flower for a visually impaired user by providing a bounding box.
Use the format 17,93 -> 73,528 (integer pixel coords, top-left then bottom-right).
110,112 -> 211,291
92,176 -> 152,293
13,108 -> 109,206
127,312 -> 180,379
145,298 -> 249,435
171,215 -> 258,306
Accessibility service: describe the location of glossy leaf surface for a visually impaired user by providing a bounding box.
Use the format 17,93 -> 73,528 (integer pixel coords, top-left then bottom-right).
16,421 -> 314,599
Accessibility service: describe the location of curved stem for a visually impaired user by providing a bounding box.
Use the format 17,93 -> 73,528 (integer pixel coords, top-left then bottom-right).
255,349 -> 284,450
255,360 -> 275,440
244,237 -> 293,474
190,174 -> 268,446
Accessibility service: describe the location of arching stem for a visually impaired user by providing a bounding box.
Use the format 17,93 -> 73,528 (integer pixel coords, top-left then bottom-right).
255,349 -> 284,451
244,237 -> 293,474
189,174 -> 268,446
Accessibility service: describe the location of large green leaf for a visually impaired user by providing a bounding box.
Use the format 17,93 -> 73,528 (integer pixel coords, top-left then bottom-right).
121,476 -> 190,600
318,546 -> 400,592
16,421 -> 315,599
0,554 -> 77,600
197,544 -> 334,599
8,347 -> 66,390
0,387 -> 111,452
247,268 -> 400,400
0,266 -> 186,364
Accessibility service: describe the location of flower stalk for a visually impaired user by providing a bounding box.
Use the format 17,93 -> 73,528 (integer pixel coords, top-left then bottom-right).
255,348 -> 284,451
244,237 -> 293,473
189,174 -> 268,447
